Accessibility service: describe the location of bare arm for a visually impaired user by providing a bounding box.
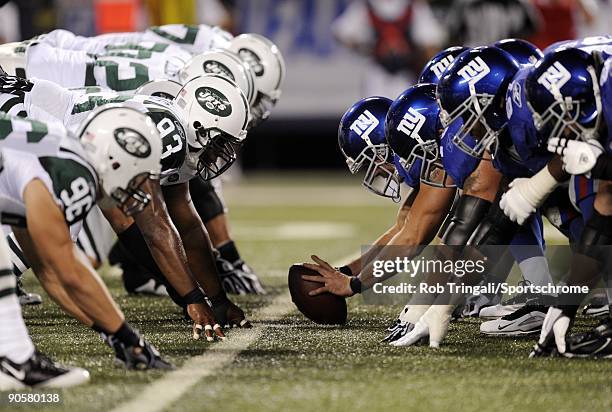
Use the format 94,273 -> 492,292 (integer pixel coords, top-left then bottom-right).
344,187 -> 420,275
23,179 -> 124,332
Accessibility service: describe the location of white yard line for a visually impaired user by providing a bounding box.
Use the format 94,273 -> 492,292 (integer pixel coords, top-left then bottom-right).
112,254 -> 357,412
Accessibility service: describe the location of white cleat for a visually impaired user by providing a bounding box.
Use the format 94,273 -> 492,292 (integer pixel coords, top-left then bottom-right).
391,319 -> 429,347
480,305 -> 546,336
479,303 -> 525,319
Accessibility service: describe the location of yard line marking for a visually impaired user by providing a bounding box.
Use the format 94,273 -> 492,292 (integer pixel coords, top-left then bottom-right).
112,254 -> 358,412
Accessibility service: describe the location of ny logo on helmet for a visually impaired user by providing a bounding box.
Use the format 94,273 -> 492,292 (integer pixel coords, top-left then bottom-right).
457,57 -> 490,87
432,56 -> 455,79
114,127 -> 151,158
537,62 -> 571,95
350,110 -> 378,144
397,107 -> 426,144
196,87 -> 233,117
203,60 -> 235,81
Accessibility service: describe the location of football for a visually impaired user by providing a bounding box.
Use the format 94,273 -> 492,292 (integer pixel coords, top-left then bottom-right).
287,264 -> 348,325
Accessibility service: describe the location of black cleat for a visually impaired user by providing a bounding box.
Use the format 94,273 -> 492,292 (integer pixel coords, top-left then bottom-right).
217,257 -> 266,295
382,322 -> 417,343
0,351 -> 89,389
17,277 -> 42,306
108,336 -> 174,370
566,318 -> 612,358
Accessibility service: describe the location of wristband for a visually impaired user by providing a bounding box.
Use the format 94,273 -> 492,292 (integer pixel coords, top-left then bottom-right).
338,265 -> 353,276
349,276 -> 362,294
183,288 -> 207,305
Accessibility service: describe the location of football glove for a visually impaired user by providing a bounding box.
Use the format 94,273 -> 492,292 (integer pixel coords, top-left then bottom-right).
547,137 -> 603,176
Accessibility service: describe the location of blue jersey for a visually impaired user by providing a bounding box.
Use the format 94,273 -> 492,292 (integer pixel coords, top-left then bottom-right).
601,58 -> 612,154
440,119 -> 479,189
496,67 -> 552,178
393,154 -> 420,188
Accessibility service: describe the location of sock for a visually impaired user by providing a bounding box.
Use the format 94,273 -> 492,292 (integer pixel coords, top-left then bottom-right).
0,269 -> 35,364
217,241 -> 241,264
112,322 -> 141,348
519,256 -> 555,291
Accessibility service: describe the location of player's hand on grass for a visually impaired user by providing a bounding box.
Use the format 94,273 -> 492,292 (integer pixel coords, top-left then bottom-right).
187,303 -> 225,342
302,255 -> 353,297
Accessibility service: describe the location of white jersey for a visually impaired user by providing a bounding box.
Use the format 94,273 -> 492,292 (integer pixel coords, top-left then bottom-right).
1,76 -> 195,185
0,113 -> 98,235
38,24 -> 233,55
24,41 -> 191,92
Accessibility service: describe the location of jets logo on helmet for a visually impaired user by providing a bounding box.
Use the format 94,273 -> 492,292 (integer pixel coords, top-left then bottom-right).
196,87 -> 232,117
114,128 -> 152,158
397,108 -> 426,144
537,62 -> 571,96
238,48 -> 264,77
349,110 -> 379,144
203,60 -> 234,80
457,57 -> 491,88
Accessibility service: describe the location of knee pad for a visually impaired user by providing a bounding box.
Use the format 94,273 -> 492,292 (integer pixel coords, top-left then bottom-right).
468,201 -> 520,246
189,178 -> 225,223
440,195 -> 491,246
576,210 -> 612,262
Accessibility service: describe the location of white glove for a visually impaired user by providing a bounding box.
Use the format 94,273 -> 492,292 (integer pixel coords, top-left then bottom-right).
500,167 -> 559,225
547,137 -> 603,175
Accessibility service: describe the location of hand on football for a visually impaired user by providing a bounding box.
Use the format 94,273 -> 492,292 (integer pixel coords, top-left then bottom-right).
187,303 -> 225,342
547,137 -> 603,175
302,255 -> 353,297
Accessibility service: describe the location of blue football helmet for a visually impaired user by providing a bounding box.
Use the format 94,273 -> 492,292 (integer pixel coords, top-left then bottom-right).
494,39 -> 543,66
437,46 -> 520,159
338,96 -> 400,201
525,48 -> 602,144
386,84 -> 453,188
418,46 -> 468,85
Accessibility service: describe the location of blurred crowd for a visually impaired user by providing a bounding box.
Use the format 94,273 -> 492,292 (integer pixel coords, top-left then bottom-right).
0,0 -> 609,106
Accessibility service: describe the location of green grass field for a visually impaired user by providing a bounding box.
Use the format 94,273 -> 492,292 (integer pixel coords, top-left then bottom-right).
4,173 -> 612,412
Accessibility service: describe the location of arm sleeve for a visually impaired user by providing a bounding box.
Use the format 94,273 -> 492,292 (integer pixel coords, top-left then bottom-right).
590,154 -> 612,179
41,29 -> 146,54
25,43 -> 93,88
23,78 -> 78,126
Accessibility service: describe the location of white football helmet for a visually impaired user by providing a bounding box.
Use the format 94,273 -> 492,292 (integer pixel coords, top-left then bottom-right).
0,42 -> 26,77
173,74 -> 250,180
178,49 -> 256,107
227,33 -> 286,127
135,79 -> 183,100
77,105 -> 162,215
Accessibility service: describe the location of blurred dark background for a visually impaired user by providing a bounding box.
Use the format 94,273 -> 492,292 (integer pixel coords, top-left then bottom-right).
0,0 -> 610,171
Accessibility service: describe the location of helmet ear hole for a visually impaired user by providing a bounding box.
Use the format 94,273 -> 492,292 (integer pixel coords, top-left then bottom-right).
112,162 -> 121,170
193,121 -> 202,129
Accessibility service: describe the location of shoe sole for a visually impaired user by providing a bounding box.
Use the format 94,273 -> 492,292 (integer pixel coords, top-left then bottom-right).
481,328 -> 541,337
35,369 -> 90,388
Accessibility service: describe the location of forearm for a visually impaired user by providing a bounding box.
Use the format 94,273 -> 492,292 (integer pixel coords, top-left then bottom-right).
135,216 -> 200,296
180,224 -> 222,297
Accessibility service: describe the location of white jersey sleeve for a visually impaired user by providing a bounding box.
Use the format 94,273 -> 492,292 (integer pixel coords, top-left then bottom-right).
25,42 -> 94,88
0,148 -> 58,226
140,24 -> 233,53
40,29 -> 147,55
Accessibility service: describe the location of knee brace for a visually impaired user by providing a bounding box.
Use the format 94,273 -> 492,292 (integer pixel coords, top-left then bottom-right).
576,210 -> 612,262
468,201 -> 520,246
440,195 -> 491,247
189,178 -> 226,223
